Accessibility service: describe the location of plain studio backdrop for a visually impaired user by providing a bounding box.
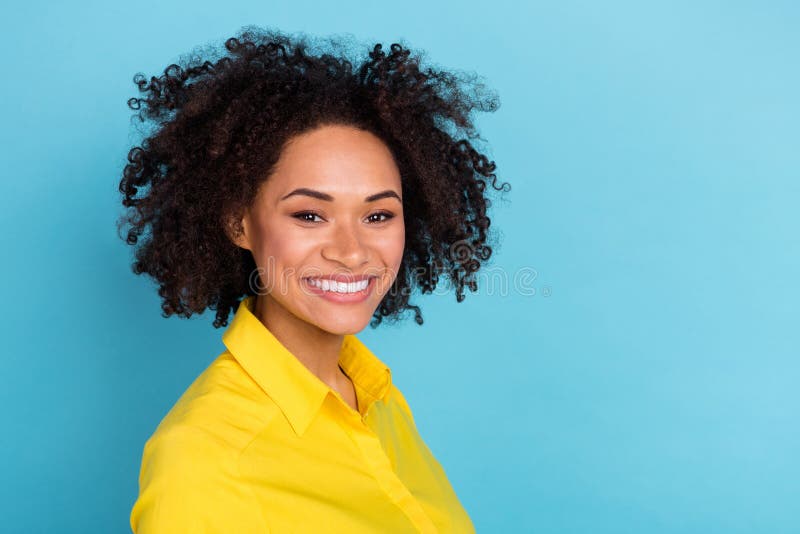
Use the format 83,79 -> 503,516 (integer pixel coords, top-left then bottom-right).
0,1 -> 797,532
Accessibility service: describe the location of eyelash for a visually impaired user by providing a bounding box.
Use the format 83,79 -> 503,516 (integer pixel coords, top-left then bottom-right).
291,211 -> 396,224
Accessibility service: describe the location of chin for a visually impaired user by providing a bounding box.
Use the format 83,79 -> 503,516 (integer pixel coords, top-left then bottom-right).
317,317 -> 371,336
306,310 -> 374,336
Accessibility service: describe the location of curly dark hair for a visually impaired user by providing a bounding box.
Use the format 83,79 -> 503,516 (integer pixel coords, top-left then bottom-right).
117,26 -> 510,329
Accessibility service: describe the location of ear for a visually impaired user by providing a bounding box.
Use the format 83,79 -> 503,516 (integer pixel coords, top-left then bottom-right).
223,210 -> 252,251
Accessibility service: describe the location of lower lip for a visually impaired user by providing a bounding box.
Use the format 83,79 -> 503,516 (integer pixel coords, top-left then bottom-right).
303,277 -> 376,304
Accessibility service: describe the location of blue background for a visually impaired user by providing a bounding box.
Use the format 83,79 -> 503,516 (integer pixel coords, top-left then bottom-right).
1,1 -> 798,532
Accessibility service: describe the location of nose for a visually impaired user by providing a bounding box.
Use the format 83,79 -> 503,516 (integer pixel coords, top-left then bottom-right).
320,221 -> 370,268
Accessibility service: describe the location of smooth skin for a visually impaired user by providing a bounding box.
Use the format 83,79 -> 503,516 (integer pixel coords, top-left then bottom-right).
230,124 -> 406,411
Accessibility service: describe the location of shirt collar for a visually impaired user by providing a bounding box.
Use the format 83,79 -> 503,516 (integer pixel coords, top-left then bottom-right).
221,295 -> 393,437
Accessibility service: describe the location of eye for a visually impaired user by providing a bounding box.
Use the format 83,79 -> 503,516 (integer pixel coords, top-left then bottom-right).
291,211 -> 325,223
367,211 -> 396,224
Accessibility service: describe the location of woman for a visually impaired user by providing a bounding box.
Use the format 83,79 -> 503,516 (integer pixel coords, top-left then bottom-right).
120,26 -> 509,533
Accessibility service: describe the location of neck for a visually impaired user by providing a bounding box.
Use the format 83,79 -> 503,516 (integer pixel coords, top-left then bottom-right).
254,293 -> 345,387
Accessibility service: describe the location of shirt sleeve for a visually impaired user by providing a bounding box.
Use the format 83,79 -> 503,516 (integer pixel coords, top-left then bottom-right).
130,426 -> 268,534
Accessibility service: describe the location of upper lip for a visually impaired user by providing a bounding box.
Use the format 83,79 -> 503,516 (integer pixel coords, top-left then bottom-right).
305,274 -> 376,283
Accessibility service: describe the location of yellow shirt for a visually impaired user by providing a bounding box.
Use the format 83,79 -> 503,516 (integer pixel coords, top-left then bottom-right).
130,295 -> 475,533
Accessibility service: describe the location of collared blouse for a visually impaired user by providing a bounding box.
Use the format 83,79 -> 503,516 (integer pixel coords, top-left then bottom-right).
130,295 -> 475,533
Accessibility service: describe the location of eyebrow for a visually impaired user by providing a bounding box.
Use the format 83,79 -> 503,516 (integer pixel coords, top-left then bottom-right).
279,188 -> 402,203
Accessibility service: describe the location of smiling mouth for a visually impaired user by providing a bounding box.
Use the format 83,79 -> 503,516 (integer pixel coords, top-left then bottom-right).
303,276 -> 377,294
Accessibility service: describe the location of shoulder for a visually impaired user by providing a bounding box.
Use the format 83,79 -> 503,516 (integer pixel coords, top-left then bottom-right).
131,423 -> 268,532
152,350 -> 278,451
386,382 -> 417,428
130,351 -> 274,532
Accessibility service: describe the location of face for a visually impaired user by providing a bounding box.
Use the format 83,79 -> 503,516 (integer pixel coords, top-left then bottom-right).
233,123 -> 405,336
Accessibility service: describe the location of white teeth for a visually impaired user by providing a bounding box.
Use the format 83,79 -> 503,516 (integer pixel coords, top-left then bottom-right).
308,278 -> 369,293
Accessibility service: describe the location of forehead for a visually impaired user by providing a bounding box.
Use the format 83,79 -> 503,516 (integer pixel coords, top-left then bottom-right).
264,124 -> 401,198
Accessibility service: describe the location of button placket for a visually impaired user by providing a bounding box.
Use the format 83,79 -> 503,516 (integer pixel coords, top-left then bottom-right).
345,409 -> 438,534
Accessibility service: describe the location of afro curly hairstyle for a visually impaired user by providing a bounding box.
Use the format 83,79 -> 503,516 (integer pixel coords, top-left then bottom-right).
117,25 -> 510,329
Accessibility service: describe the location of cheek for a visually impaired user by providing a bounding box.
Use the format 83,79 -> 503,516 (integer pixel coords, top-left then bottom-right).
258,235 -> 309,268
249,222 -> 313,278
377,226 -> 405,271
